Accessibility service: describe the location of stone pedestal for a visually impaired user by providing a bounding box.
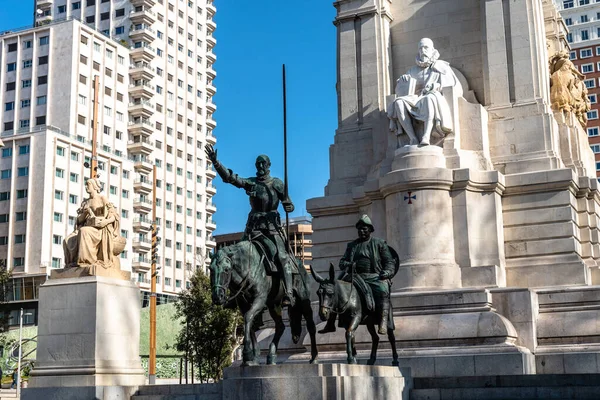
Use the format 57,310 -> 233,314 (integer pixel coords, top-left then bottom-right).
392,145 -> 446,170
221,364 -> 411,400
29,276 -> 145,387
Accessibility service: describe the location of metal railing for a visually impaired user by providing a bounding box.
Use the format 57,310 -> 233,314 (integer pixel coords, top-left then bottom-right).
130,25 -> 156,35
128,137 -> 153,146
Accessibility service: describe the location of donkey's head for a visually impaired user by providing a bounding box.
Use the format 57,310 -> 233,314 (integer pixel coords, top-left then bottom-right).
310,263 -> 337,321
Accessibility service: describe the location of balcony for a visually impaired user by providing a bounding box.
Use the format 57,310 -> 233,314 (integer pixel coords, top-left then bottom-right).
206,165 -> 217,179
206,101 -> 217,114
206,67 -> 216,80
129,100 -> 154,118
206,183 -> 216,195
129,26 -> 156,42
130,8 -> 156,25
134,278 -> 151,287
206,116 -> 217,129
132,238 -> 152,252
132,257 -> 151,272
133,216 -> 152,231
133,177 -> 153,194
206,19 -> 217,33
206,81 -> 216,96
206,1 -> 216,16
128,138 -> 154,156
128,119 -> 154,137
206,201 -> 217,214
130,44 -> 155,62
206,34 -> 216,49
131,0 -> 156,6
37,0 -> 53,7
133,197 -> 153,213
128,82 -> 155,98
206,51 -> 216,64
205,130 -> 217,145
206,238 -> 216,249
132,156 -> 153,173
129,63 -> 155,81
206,219 -> 217,232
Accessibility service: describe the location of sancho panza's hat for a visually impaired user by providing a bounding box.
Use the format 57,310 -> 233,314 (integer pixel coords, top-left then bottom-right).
355,214 -> 374,232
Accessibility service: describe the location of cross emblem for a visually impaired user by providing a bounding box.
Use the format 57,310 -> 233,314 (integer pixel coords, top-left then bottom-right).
404,191 -> 416,204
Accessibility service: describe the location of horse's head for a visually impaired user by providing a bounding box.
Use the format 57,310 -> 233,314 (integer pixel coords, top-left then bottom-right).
310,263 -> 336,322
209,249 -> 233,306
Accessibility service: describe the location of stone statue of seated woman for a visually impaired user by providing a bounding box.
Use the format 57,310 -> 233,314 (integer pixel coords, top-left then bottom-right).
61,177 -> 128,279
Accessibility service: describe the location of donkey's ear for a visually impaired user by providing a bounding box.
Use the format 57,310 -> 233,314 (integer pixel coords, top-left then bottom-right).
329,263 -> 336,281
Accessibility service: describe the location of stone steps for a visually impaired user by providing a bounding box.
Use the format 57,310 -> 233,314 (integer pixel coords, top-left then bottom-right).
411,374 -> 600,400
132,383 -> 221,400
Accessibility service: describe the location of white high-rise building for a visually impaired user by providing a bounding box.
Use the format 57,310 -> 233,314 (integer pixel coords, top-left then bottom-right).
0,0 -> 217,321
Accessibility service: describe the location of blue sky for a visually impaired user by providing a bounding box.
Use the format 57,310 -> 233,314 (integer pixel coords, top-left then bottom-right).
0,1 -> 338,234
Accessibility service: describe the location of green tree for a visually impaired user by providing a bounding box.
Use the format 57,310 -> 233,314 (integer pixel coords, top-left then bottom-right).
173,269 -> 241,382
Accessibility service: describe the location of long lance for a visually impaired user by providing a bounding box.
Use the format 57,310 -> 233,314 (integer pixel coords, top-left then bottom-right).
283,64 -> 290,247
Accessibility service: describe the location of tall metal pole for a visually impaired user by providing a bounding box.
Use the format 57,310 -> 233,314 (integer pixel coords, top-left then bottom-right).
91,76 -> 100,179
149,165 -> 158,384
16,308 -> 23,397
282,65 -> 290,241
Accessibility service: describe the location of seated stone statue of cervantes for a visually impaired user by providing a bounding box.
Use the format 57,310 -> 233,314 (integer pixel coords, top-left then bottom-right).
387,38 -> 462,147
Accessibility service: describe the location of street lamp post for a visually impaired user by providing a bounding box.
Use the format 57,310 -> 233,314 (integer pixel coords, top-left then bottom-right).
16,308 -> 23,398
16,309 -> 32,398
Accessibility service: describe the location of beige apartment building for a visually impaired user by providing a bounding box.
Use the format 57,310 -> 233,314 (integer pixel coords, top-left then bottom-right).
0,0 -> 217,322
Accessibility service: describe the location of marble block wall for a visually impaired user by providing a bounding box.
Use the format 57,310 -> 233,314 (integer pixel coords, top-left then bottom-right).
297,0 -> 600,376
315,0 -> 600,291
29,276 -> 146,387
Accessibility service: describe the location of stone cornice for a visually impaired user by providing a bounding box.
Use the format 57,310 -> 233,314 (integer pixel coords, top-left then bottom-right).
452,169 -> 506,195
378,168 -> 454,198
333,5 -> 393,26
306,194 -> 359,217
502,169 -> 581,197
347,168 -> 506,204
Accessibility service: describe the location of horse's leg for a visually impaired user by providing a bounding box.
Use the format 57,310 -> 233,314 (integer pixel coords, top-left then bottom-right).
238,302 -> 253,366
242,298 -> 267,366
345,316 -> 361,364
366,322 -> 379,365
388,328 -> 399,366
266,304 -> 285,365
302,300 -> 319,364
251,327 -> 260,361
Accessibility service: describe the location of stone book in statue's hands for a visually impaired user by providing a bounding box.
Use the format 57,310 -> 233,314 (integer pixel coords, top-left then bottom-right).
395,76 -> 416,97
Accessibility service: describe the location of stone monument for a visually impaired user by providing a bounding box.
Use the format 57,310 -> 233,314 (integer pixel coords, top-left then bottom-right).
254,0 -> 600,379
26,177 -> 145,394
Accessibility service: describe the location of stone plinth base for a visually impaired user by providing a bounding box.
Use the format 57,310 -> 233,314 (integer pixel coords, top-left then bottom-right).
392,145 -> 446,170
412,374 -> 600,400
51,265 -> 131,281
22,385 -> 139,400
29,276 -> 145,387
222,364 -> 411,400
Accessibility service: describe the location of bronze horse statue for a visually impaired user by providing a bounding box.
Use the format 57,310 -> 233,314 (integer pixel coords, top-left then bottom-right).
311,264 -> 399,365
210,241 -> 318,366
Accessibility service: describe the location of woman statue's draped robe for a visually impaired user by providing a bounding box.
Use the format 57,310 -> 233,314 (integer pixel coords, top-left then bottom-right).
63,196 -> 122,270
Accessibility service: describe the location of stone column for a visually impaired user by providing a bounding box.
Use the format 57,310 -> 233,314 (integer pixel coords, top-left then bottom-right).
381,149 -> 461,290
327,0 -> 393,196
482,0 -> 563,175
481,0 -> 511,107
